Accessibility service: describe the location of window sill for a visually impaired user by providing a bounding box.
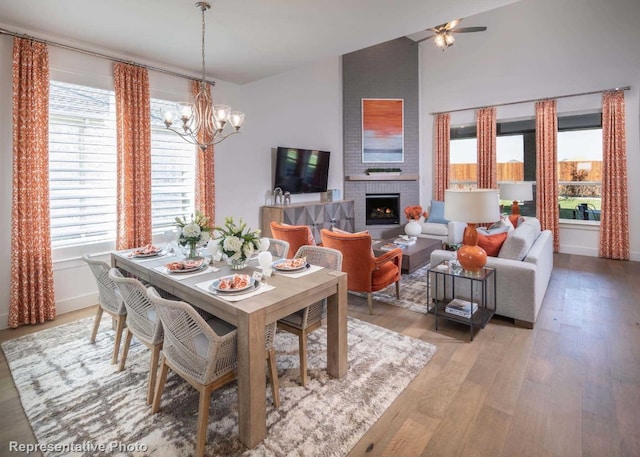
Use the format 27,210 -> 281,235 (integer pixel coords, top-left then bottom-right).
559,219 -> 600,231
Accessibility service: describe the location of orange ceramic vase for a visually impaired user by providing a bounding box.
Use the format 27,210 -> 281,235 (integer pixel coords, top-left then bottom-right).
457,223 -> 487,274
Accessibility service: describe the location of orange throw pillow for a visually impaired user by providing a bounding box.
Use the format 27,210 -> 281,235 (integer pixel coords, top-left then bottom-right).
477,231 -> 508,257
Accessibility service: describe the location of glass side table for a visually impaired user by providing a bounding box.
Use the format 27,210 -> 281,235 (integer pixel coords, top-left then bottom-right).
428,260 -> 496,341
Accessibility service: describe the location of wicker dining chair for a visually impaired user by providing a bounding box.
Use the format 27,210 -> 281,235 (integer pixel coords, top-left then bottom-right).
276,245 -> 343,386
82,253 -> 127,365
109,269 -> 163,405
266,238 -> 289,259
147,288 -> 279,457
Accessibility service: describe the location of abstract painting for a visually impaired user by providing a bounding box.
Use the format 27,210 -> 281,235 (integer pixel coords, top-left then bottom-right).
362,98 -> 404,163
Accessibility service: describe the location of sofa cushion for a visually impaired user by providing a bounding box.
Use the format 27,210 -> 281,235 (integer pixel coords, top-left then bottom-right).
498,218 -> 541,260
426,200 -> 449,224
478,231 -> 508,257
489,215 -> 515,233
419,221 -> 449,237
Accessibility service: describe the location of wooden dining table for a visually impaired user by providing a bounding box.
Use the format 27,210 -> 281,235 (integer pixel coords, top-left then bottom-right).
111,250 -> 348,449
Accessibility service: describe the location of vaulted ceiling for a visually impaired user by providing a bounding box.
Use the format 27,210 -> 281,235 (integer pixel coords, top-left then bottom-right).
0,0 -> 518,84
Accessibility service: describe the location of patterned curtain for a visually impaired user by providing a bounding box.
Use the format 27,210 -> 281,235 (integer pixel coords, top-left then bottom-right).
599,91 -> 629,260
9,38 -> 56,328
192,81 -> 215,222
476,107 -> 497,189
433,113 -> 450,201
535,99 -> 559,252
114,63 -> 152,250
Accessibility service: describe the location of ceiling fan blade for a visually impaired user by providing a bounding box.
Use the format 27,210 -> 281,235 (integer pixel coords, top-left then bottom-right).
451,26 -> 487,33
413,34 -> 436,45
445,19 -> 462,30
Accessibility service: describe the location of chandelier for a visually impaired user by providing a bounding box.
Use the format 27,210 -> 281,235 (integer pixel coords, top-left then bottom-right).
164,1 -> 244,151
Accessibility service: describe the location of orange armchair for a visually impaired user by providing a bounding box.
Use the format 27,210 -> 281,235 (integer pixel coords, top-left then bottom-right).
320,228 -> 402,314
270,222 -> 315,258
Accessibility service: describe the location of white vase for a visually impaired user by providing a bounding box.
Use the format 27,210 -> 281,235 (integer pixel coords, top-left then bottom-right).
405,220 -> 421,237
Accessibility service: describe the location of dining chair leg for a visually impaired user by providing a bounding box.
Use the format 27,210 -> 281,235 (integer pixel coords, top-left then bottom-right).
367,293 -> 373,315
195,387 -> 212,457
395,281 -> 400,299
90,306 -> 103,343
266,348 -> 280,408
118,328 -> 133,372
299,333 -> 308,387
111,315 -> 126,365
152,355 -> 169,414
147,344 -> 162,405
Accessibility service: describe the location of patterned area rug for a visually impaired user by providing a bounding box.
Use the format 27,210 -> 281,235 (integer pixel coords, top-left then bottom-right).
2,315 -> 436,457
351,264 -> 431,314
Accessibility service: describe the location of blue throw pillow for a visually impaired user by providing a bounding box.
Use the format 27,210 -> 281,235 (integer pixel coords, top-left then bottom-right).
427,200 -> 449,224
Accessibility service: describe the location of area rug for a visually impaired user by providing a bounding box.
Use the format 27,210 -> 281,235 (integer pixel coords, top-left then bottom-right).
2,315 -> 436,457
351,264 -> 432,315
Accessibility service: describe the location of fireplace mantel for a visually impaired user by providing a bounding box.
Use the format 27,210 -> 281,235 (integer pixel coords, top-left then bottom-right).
346,174 -> 419,181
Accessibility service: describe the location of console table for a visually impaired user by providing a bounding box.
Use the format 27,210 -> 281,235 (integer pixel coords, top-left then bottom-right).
261,200 -> 354,243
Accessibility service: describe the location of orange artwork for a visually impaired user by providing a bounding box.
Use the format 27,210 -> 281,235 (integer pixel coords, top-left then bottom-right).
362,99 -> 403,162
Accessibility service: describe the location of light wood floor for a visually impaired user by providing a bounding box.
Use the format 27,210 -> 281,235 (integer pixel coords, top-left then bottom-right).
1,253 -> 639,457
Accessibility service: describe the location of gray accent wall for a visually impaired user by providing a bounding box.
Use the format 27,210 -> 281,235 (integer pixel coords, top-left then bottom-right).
342,38 -> 420,238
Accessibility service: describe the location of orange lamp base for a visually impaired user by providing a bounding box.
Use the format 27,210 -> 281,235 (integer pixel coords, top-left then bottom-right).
457,223 -> 488,274
511,200 -> 520,215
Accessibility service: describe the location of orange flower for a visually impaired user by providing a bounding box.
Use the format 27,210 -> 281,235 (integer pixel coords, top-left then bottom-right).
404,205 -> 423,221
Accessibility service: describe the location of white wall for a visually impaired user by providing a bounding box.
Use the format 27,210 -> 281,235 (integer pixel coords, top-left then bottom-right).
0,35 -> 342,329
212,58 -> 343,229
419,0 -> 640,259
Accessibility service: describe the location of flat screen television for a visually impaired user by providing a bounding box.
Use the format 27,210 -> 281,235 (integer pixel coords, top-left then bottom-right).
273,147 -> 330,194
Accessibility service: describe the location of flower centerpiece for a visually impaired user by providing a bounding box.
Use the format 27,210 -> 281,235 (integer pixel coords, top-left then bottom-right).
214,216 -> 261,270
404,205 -> 427,221
403,205 -> 427,238
175,211 -> 212,259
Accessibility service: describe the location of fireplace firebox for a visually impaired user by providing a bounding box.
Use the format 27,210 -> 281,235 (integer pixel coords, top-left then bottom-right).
366,193 -> 400,225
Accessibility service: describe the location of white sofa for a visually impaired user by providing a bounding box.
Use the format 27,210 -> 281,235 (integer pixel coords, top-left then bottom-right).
417,218 -> 466,244
430,217 -> 553,328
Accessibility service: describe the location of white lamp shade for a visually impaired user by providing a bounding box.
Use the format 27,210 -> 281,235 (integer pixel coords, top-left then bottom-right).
500,182 -> 533,202
444,189 -> 500,223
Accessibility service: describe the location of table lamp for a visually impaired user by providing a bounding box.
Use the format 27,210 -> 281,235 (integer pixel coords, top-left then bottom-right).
444,189 -> 500,274
500,182 -> 533,216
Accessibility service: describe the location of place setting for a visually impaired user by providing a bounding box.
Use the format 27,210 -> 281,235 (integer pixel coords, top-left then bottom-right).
154,257 -> 217,280
126,243 -> 174,262
271,256 -> 323,278
196,272 -> 274,302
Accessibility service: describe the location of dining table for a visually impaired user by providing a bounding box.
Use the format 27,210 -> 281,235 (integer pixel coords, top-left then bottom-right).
111,249 -> 348,449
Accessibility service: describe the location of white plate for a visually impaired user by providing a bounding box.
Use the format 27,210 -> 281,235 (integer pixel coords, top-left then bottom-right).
210,275 -> 255,293
165,259 -> 206,273
272,258 -> 307,272
131,249 -> 164,258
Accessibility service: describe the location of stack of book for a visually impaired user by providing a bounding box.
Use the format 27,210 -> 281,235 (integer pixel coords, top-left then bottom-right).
445,298 -> 478,318
393,237 -> 416,246
379,243 -> 405,251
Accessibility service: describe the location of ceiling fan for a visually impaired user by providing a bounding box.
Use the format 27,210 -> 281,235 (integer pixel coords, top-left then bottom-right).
414,19 -> 487,50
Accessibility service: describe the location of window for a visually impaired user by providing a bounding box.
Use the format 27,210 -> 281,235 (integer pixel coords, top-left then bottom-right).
49,81 -> 197,249
449,113 -> 601,221
558,128 -> 602,221
49,81 -> 117,248
150,99 -> 196,230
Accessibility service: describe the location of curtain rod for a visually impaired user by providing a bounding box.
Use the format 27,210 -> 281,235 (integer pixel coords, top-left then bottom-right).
430,85 -> 631,115
0,27 -> 216,86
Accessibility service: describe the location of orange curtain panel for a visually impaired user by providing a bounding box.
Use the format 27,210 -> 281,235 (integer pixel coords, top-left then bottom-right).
192,80 -> 215,222
476,107 -> 497,189
535,99 -> 559,252
599,90 -> 629,260
114,63 -> 152,250
9,38 -> 56,327
434,113 -> 450,201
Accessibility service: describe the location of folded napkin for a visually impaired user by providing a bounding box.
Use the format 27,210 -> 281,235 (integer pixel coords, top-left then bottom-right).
153,265 -> 219,280
196,279 -> 274,302
273,264 -> 323,279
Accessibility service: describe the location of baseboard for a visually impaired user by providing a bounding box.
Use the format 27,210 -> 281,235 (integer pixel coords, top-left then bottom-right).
558,244 -> 599,257
0,293 -> 99,331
